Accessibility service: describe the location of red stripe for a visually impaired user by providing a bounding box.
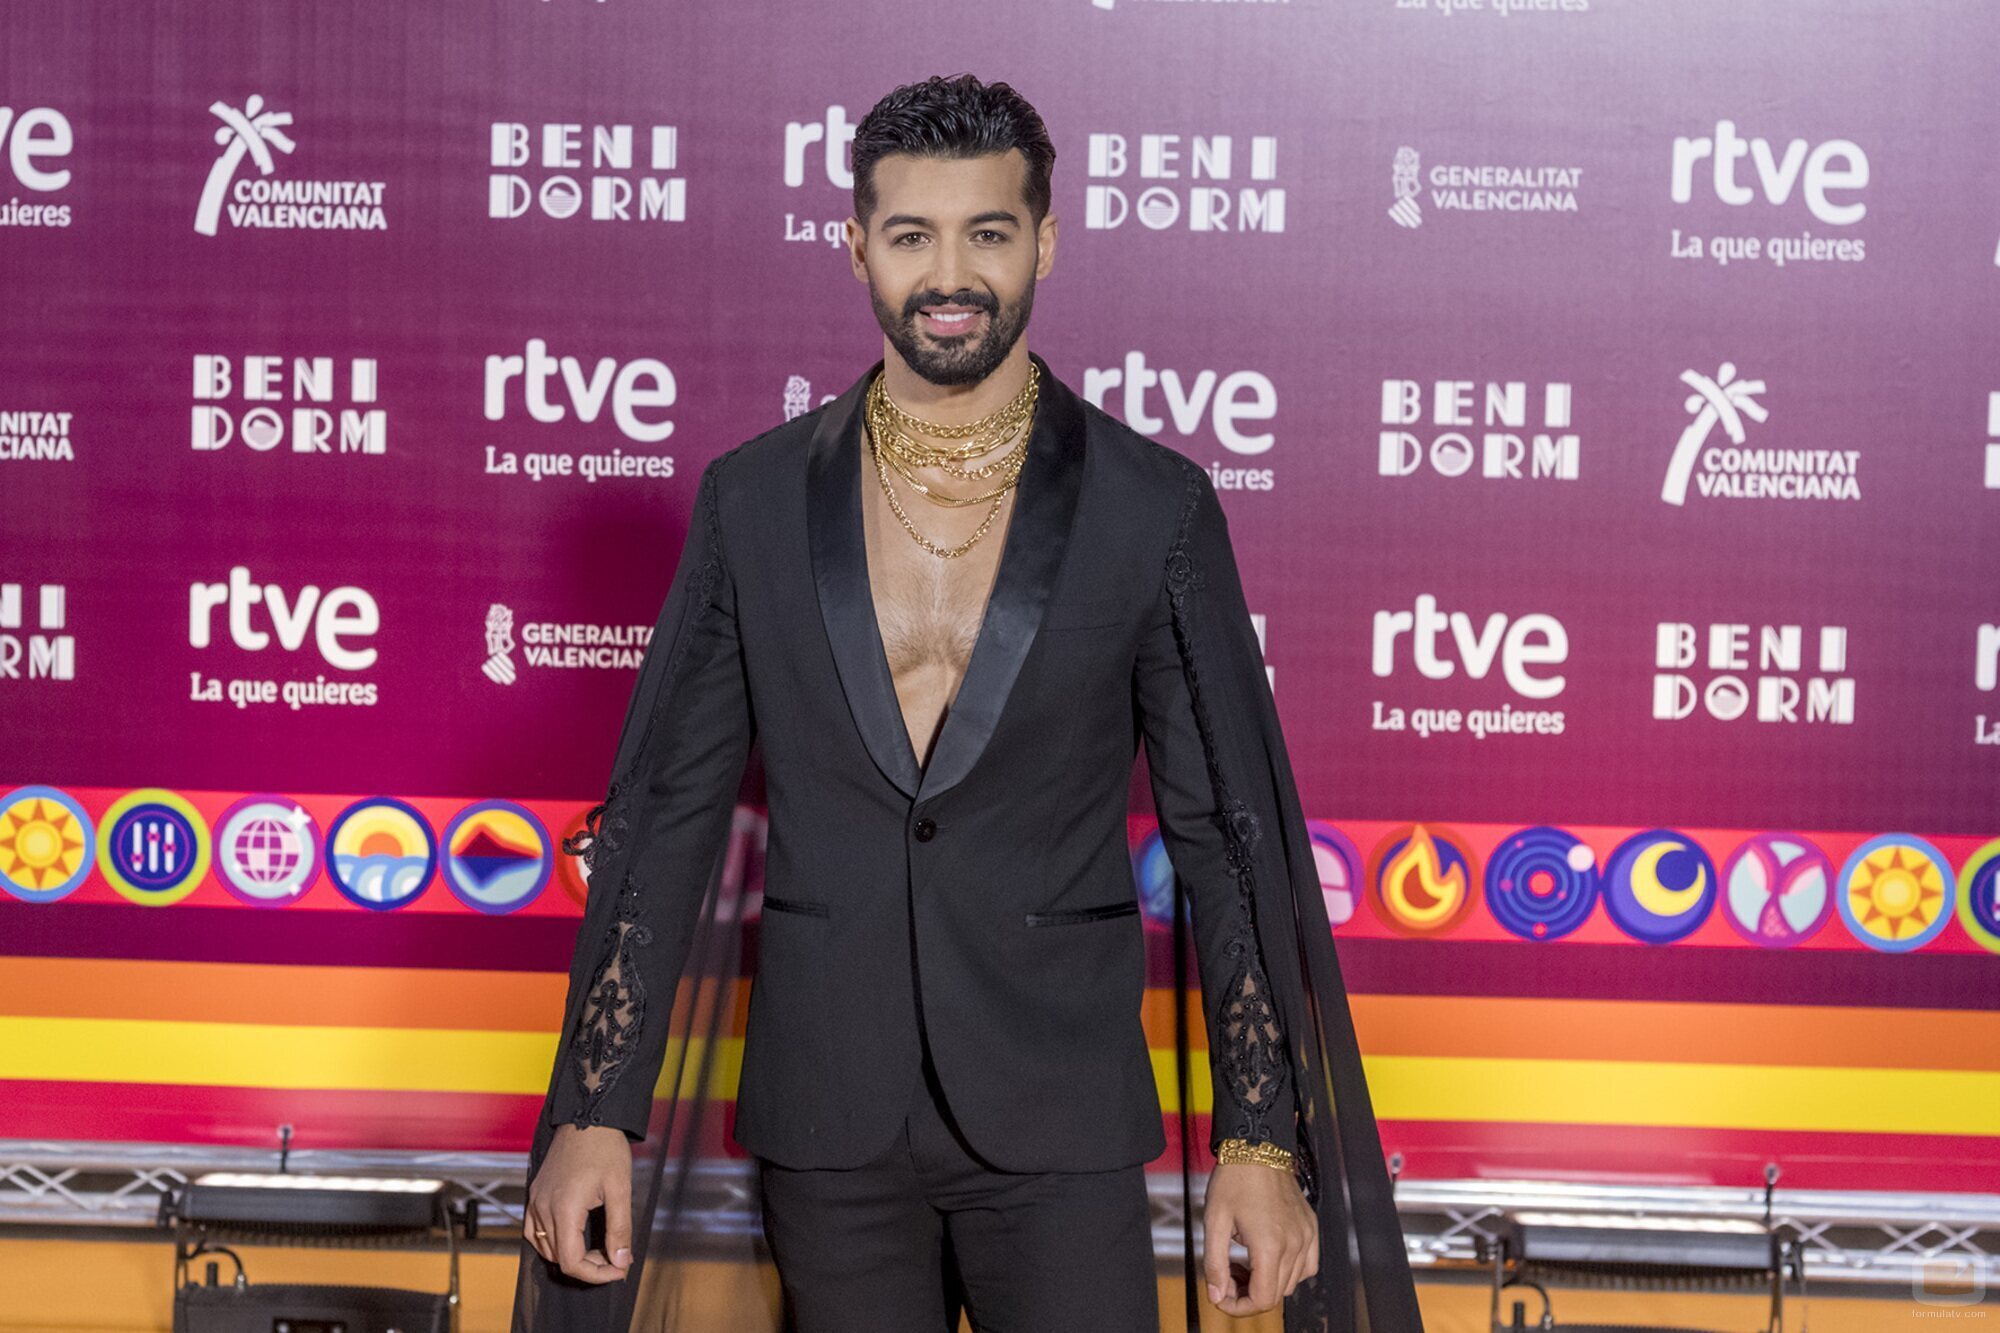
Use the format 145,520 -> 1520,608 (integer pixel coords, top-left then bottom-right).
0,1079 -> 552,1153
1377,1119 -> 2000,1194
11,902 -> 2000,1012
1297,936 -> 2000,1011
0,1077 -> 1207,1170
10,1078 -> 1994,1194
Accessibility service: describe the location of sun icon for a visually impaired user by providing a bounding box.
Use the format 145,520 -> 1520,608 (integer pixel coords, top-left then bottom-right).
1838,836 -> 1954,953
0,788 -> 93,902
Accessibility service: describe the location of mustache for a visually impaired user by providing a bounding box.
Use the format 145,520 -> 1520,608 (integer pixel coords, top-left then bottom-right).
902,288 -> 997,319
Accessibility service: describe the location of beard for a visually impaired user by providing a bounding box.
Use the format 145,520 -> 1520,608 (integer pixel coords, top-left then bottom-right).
869,272 -> 1036,388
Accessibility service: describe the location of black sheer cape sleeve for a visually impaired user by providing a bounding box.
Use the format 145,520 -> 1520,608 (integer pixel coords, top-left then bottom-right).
1137,459 -> 1426,1333
512,451 -> 760,1330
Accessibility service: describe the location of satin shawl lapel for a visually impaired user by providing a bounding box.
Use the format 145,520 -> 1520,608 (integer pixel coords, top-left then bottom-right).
807,360 -> 923,798
805,350 -> 1087,805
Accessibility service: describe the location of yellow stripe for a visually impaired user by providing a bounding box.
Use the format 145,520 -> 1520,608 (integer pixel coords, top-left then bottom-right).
0,1015 -> 1199,1106
1367,1055 -> 2000,1138
1,1015 -> 562,1095
6,1017 -> 1995,1138
0,1014 -> 741,1102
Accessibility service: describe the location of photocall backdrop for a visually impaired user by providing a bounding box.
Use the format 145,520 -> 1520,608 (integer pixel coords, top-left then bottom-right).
3,0 -> 1998,1197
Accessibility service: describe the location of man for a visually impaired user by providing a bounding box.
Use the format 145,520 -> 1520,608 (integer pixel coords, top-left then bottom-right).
514,74 -> 1422,1332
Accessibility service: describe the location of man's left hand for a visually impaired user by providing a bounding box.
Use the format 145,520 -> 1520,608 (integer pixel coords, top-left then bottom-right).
1201,1161 -> 1319,1316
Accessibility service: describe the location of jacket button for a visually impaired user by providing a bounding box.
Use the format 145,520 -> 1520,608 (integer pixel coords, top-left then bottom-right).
913,817 -> 937,842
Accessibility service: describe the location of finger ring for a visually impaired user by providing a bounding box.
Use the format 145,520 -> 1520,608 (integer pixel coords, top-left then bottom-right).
534,1228 -> 549,1239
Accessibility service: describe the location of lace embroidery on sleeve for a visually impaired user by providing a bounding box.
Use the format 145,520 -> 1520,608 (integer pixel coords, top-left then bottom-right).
557,469 -> 729,1130
1163,461 -> 1296,1152
568,873 -> 652,1126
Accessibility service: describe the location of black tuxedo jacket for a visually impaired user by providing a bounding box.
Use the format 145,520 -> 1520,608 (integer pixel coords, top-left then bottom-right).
516,352 -> 1425,1332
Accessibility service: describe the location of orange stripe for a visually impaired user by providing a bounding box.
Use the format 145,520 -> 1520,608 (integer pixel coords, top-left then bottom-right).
1347,995 -> 2000,1072
8,958 -> 1996,1074
0,956 -> 568,1031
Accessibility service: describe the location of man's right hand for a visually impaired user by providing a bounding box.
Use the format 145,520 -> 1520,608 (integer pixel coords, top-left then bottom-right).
524,1123 -> 635,1282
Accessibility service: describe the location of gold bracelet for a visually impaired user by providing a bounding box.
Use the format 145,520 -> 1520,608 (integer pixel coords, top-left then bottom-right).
1215,1138 -> 1295,1173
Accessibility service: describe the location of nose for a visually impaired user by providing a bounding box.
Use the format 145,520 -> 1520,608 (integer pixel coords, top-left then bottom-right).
926,245 -> 975,303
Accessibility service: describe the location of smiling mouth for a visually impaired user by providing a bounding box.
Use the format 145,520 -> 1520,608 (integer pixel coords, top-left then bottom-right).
919,306 -> 985,337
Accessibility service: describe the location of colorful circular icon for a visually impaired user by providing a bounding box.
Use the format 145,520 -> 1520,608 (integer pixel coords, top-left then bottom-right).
1368,824 -> 1476,936
554,806 -> 598,907
1602,829 -> 1716,944
1306,820 -> 1364,930
1720,833 -> 1833,947
214,795 -> 322,908
1836,834 -> 1954,953
1485,826 -> 1599,942
0,785 -> 96,903
98,788 -> 212,907
1956,839 -> 2000,955
326,797 -> 437,911
442,800 -> 552,915
1133,831 -> 1178,925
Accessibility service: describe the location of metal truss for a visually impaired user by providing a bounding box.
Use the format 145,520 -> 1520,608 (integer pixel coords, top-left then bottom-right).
4,1139 -> 1996,1296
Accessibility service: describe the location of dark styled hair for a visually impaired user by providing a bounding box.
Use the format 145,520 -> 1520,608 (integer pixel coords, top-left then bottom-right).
851,74 -> 1056,230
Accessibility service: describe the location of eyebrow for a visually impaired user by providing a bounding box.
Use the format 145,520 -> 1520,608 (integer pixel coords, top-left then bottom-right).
879,209 -> 1022,230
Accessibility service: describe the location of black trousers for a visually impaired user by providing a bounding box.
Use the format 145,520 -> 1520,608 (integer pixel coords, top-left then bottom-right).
754,1048 -> 1160,1333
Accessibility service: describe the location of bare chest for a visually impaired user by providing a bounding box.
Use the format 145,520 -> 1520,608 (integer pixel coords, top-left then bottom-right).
859,474 -> 1017,768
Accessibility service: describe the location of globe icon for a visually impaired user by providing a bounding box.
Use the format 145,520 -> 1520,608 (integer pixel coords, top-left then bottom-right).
214,801 -> 322,907
234,816 -> 302,886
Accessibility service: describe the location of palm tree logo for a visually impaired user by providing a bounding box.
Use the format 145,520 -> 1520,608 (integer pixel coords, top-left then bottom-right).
1663,361 -> 1767,505
196,96 -> 295,236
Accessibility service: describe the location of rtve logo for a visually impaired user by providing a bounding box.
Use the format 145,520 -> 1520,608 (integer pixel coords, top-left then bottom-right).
189,567 -> 380,672
1670,119 -> 1868,225
0,105 -> 75,228
0,106 -> 72,191
1084,133 -> 1284,233
783,106 -> 857,189
1372,594 -> 1569,700
1082,351 -> 1276,454
483,339 -> 677,443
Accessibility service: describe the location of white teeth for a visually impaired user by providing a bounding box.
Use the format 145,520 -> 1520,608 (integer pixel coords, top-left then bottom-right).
928,310 -> 974,322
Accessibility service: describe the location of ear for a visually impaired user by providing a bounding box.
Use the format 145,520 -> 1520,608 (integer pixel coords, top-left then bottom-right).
846,216 -> 868,280
1035,209 -> 1058,279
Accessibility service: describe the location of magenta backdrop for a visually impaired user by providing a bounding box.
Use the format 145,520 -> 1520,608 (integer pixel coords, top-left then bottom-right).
3,0 -> 1999,1192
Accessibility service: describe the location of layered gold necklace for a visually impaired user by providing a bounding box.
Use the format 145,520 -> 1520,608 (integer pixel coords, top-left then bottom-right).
864,360 -> 1039,559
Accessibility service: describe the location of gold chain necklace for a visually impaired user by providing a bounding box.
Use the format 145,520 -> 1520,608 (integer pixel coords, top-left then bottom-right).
865,366 -> 1039,559
870,362 -> 1038,485
874,360 -> 1039,444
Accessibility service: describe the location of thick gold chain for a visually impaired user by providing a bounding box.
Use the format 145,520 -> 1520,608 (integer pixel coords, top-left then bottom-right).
873,360 -> 1039,446
868,362 -> 1036,489
864,367 -> 1038,560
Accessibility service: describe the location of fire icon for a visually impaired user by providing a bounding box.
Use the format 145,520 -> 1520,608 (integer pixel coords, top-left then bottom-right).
1368,823 -> 1477,936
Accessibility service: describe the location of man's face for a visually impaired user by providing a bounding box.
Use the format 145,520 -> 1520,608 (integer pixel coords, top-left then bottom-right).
849,149 -> 1057,388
